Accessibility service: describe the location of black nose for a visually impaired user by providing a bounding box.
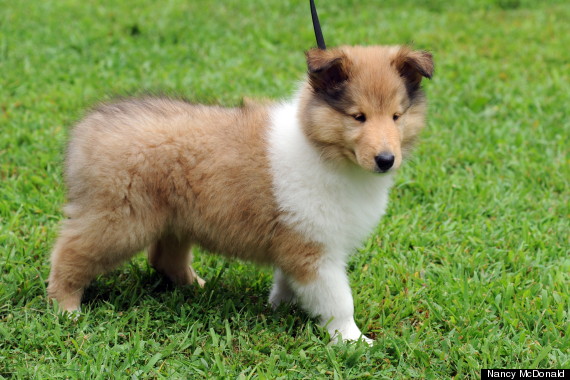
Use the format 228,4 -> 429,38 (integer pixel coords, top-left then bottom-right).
374,152 -> 395,173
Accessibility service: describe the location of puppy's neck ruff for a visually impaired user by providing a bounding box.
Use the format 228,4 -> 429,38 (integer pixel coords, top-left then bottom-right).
267,90 -> 393,258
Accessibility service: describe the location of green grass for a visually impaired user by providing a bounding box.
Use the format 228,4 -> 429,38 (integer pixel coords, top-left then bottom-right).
1,0 -> 569,378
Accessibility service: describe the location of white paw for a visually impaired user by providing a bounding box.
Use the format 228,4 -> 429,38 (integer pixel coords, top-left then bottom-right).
195,276 -> 206,288
67,309 -> 81,322
359,335 -> 374,345
54,306 -> 81,321
190,268 -> 206,288
325,318 -> 374,345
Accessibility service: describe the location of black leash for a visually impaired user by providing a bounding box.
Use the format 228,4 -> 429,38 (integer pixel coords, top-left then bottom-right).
310,0 -> 326,50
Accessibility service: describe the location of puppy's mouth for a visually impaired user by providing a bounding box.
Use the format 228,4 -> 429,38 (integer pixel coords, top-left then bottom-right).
374,167 -> 392,174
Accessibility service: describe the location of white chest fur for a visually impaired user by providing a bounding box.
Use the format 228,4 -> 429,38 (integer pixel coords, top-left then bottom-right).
267,100 -> 393,259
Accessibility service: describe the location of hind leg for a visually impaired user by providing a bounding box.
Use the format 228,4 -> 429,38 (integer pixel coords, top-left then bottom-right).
47,233 -> 88,312
148,235 -> 205,287
47,218 -> 143,312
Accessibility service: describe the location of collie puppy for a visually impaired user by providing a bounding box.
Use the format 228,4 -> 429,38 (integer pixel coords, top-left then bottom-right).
48,45 -> 433,343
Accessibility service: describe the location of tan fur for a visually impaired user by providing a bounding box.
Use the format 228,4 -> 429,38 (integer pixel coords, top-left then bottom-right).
48,45 -> 432,312
47,98 -> 323,309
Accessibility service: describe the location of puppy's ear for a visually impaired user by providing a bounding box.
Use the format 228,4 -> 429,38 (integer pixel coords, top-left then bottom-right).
305,48 -> 351,97
393,47 -> 434,93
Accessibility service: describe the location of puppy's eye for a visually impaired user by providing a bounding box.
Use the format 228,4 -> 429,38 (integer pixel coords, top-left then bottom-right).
352,113 -> 366,123
393,113 -> 401,122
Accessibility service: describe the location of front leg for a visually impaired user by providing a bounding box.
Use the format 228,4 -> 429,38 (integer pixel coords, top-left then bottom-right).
287,258 -> 372,344
269,268 -> 297,309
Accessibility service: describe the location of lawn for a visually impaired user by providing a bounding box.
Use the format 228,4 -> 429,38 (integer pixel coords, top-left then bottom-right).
1,0 -> 568,378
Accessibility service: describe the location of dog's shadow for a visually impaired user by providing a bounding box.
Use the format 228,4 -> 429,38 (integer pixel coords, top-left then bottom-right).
81,261 -> 310,335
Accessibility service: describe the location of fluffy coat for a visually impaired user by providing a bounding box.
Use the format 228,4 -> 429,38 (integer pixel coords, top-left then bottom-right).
48,45 -> 433,342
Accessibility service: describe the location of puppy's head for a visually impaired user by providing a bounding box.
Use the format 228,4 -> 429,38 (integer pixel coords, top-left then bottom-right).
299,45 -> 433,173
